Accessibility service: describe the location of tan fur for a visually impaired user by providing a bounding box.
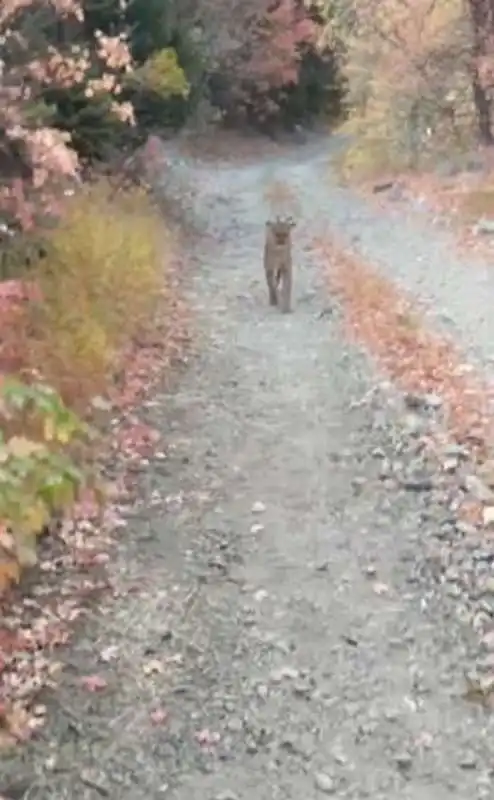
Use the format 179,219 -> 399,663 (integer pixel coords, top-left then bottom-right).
263,217 -> 295,313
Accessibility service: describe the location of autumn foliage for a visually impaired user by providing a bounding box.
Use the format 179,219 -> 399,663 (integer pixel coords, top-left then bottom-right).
328,0 -> 493,179
187,0 -> 338,126
0,0 -> 134,228
217,0 -> 319,120
0,0 -> 342,600
25,181 -> 165,408
0,0 -> 182,591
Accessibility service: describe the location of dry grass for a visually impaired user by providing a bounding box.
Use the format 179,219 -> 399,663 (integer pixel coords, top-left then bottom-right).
456,185 -> 494,221
24,180 -> 167,411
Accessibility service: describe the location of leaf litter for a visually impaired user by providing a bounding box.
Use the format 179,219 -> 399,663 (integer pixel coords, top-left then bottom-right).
317,234 -> 494,529
0,253 -> 191,749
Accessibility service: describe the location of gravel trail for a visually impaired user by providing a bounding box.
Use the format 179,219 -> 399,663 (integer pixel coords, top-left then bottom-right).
2,136 -> 494,799
290,136 -> 494,375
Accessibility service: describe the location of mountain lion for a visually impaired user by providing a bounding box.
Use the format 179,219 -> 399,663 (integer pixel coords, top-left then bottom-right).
263,216 -> 295,313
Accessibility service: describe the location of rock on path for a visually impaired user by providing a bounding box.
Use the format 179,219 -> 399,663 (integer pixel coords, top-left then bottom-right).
2,138 -> 494,799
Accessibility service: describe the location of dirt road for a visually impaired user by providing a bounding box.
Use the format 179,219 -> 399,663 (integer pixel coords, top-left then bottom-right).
2,136 -> 494,799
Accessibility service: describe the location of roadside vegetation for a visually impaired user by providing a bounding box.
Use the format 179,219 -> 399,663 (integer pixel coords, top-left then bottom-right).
0,0 -> 345,748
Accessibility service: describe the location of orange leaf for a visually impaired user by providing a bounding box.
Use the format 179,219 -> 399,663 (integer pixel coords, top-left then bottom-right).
0,557 -> 20,594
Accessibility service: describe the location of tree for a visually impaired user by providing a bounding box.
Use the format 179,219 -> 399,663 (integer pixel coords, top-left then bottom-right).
467,0 -> 494,143
177,0 -> 326,124
327,0 -> 476,176
0,0 -> 133,229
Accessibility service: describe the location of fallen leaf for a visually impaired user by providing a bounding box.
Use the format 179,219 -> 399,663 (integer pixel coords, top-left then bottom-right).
195,728 -> 221,746
0,557 -> 21,594
415,731 -> 434,748
2,702 -> 35,743
150,708 -> 168,725
80,675 -> 108,692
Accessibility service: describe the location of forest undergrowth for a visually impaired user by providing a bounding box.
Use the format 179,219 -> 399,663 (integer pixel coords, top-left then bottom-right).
0,138 -> 191,750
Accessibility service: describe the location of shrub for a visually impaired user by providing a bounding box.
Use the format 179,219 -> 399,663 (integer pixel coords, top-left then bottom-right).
25,180 -> 165,409
0,1 -> 134,230
129,48 -> 191,131
131,48 -> 190,101
0,379 -> 96,589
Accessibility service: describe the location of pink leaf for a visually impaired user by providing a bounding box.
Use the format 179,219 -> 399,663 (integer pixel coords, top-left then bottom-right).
150,708 -> 168,725
80,674 -> 108,692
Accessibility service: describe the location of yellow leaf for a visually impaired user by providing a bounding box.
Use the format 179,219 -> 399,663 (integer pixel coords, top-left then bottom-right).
55,425 -> 70,445
43,416 -> 55,442
0,525 -> 15,554
18,499 -> 49,537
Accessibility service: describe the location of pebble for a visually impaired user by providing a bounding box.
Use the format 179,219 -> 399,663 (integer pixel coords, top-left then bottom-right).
424,392 -> 443,409
480,577 -> 494,596
480,630 -> 494,652
250,523 -> 264,534
395,752 -> 413,771
252,501 -> 266,513
402,474 -> 434,492
476,652 -> 494,671
456,520 -> 478,537
371,447 -> 386,459
404,392 -> 426,410
313,771 -> 337,794
257,683 -> 269,700
403,413 -> 426,436
464,475 -> 494,504
459,751 -> 477,770
330,747 -> 348,765
292,680 -> 312,697
443,443 -> 469,460
270,666 -> 299,682
477,459 -> 494,487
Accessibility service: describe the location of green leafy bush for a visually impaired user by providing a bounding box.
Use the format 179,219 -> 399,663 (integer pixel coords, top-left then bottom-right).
0,379 -> 96,586
131,48 -> 190,100
129,48 -> 191,130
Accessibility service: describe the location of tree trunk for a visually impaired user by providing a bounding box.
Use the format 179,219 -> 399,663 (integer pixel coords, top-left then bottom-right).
472,71 -> 494,144
468,0 -> 494,144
